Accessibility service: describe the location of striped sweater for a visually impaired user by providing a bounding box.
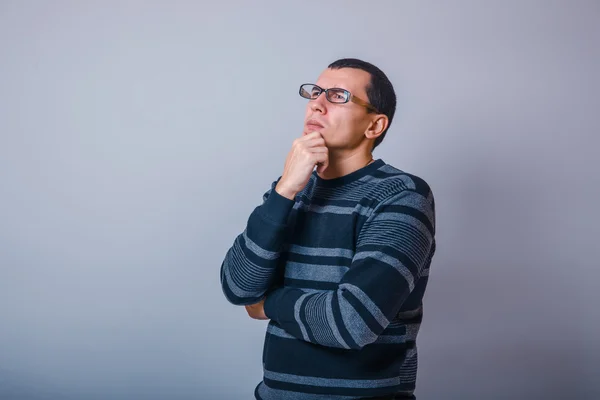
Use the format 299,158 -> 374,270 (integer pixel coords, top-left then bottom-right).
220,159 -> 436,399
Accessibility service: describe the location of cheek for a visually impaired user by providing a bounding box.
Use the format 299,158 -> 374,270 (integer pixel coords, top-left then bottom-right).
304,105 -> 312,119
337,112 -> 363,134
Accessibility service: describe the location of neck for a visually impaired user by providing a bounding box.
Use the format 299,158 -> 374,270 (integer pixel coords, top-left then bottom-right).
317,151 -> 375,180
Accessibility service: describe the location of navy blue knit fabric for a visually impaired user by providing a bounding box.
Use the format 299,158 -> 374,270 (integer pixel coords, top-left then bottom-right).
220,159 -> 436,399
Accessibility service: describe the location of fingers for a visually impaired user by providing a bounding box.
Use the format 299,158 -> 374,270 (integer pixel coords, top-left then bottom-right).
311,151 -> 328,166
301,131 -> 324,142
296,132 -> 326,149
315,153 -> 329,174
302,131 -> 322,139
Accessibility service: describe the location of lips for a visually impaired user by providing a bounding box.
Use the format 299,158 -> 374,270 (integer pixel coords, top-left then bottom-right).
305,119 -> 324,130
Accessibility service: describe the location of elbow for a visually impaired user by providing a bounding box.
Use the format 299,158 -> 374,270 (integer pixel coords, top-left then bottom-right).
344,326 -> 383,350
221,284 -> 265,306
347,336 -> 375,351
219,259 -> 271,306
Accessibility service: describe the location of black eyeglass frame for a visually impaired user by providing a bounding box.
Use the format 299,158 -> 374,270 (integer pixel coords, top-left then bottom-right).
299,83 -> 379,113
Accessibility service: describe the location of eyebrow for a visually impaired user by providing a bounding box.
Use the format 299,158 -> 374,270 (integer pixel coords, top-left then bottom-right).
328,86 -> 350,93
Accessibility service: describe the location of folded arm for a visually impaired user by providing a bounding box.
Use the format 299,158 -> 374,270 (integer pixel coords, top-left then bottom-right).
262,189 -> 435,350
220,179 -> 294,305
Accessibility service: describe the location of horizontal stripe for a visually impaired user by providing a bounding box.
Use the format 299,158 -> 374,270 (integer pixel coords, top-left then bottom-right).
296,203 -> 373,216
288,244 -> 354,259
222,268 -> 260,299
228,241 -> 274,288
222,160 -> 434,398
256,382 -> 359,400
270,331 -> 416,346
243,230 -> 280,260
285,261 -> 349,283
263,333 -> 416,380
283,278 -> 338,291
263,378 -> 411,397
286,252 -> 354,269
380,204 -> 434,237
264,369 -> 402,389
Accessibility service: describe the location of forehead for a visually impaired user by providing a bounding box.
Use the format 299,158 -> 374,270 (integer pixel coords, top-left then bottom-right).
315,68 -> 371,96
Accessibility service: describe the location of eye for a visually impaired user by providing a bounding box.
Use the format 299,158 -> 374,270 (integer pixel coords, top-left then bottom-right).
328,89 -> 348,102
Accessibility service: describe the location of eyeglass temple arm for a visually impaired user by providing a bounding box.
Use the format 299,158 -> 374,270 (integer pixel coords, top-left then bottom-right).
351,95 -> 378,113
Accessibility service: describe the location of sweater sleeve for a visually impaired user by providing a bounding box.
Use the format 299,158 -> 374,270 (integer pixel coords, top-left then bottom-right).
220,179 -> 295,305
263,188 -> 435,350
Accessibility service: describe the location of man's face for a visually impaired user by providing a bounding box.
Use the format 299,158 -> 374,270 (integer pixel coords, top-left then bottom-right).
303,68 -> 374,150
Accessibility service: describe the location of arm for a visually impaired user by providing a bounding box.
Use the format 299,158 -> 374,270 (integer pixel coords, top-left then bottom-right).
263,189 -> 435,350
220,179 -> 295,306
224,131 -> 329,307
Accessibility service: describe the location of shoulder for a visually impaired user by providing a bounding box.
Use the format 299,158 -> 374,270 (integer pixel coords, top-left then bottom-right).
366,162 -> 434,204
366,163 -> 436,232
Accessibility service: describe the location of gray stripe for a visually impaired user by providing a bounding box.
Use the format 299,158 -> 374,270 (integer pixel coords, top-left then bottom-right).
285,262 -> 348,283
337,291 -> 377,348
243,230 -> 280,260
301,203 -> 372,216
376,192 -> 434,226
267,323 -> 296,339
230,240 -> 273,287
256,382 -> 360,400
325,291 -> 349,349
263,369 -> 402,388
221,241 -> 275,298
304,293 -> 332,346
379,164 -> 405,175
288,244 -> 354,259
266,319 -> 365,347
406,323 -> 420,340
339,283 -> 389,329
361,216 -> 430,245
353,251 -> 415,291
222,262 -> 263,298
294,293 -> 311,342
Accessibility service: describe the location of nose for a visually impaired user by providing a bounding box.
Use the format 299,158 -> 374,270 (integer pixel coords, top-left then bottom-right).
310,92 -> 327,114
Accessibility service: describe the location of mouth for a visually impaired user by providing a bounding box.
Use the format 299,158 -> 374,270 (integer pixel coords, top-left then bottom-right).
305,119 -> 324,132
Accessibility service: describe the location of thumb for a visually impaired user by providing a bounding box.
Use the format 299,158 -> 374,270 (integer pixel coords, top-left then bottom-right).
316,159 -> 328,174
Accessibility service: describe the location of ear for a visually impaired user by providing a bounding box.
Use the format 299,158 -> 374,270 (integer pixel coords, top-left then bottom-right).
364,114 -> 389,141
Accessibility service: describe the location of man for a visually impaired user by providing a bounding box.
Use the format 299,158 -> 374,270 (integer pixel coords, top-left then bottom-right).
220,58 -> 436,400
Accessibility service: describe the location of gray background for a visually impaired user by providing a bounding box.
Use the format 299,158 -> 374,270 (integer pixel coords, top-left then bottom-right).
1,1 -> 598,399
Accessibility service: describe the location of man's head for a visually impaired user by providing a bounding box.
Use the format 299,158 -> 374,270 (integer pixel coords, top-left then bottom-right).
302,58 -> 396,152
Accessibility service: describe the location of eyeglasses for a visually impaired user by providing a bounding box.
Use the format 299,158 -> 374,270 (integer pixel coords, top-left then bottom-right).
299,83 -> 378,113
